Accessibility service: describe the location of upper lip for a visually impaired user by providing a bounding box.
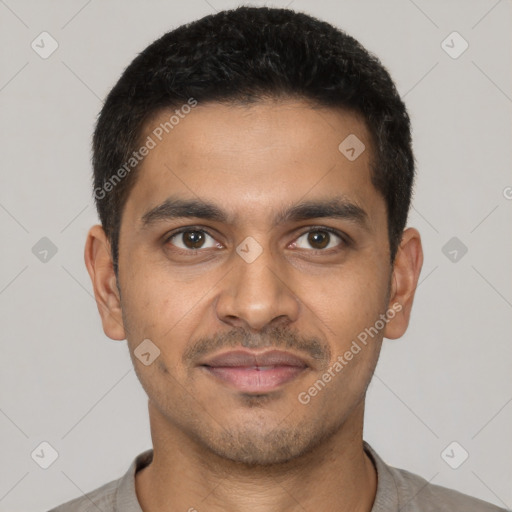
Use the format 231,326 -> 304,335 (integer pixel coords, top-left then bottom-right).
199,349 -> 309,368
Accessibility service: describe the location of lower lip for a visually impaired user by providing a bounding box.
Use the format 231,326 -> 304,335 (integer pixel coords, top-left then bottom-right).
201,366 -> 307,393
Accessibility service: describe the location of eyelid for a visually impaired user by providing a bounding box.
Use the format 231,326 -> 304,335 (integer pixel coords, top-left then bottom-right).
164,226 -> 221,247
163,224 -> 351,250
293,225 -> 351,246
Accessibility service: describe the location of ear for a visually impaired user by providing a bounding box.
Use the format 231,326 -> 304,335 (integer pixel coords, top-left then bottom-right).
383,227 -> 423,340
84,225 -> 126,340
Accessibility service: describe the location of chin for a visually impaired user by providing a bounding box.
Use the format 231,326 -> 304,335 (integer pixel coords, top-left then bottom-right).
199,420 -> 331,467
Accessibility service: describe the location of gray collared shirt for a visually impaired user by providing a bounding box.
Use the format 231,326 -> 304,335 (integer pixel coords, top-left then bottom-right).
48,442 -> 506,511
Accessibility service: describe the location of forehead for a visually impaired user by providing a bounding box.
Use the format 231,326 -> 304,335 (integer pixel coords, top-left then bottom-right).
123,99 -> 383,227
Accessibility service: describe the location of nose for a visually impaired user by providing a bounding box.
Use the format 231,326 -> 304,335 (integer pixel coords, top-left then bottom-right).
215,246 -> 300,331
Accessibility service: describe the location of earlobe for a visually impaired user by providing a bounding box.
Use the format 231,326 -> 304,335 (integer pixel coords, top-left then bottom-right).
383,228 -> 423,340
84,225 -> 126,341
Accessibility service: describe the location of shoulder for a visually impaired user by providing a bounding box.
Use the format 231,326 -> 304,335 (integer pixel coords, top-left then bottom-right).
47,449 -> 152,512
364,442 -> 507,512
387,464 -> 506,511
47,478 -> 118,512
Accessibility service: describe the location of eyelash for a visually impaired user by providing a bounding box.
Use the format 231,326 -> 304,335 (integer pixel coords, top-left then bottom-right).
295,226 -> 352,251
164,225 -> 352,254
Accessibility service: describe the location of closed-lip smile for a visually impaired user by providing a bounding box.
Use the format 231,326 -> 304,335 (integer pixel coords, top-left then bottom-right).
198,349 -> 309,393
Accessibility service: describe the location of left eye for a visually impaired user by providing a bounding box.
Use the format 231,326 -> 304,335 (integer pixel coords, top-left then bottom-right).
168,230 -> 219,250
293,229 -> 343,250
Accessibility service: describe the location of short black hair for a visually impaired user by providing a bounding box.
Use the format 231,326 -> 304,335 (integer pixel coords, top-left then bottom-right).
92,6 -> 415,275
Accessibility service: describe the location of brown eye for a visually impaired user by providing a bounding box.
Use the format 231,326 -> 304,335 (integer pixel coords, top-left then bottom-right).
183,231 -> 204,248
294,229 -> 342,250
307,231 -> 330,249
168,230 -> 218,250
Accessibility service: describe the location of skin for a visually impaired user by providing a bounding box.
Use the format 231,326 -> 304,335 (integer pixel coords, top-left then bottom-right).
85,99 -> 423,512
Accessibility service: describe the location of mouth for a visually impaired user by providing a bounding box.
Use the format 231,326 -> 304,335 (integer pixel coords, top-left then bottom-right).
198,349 -> 309,393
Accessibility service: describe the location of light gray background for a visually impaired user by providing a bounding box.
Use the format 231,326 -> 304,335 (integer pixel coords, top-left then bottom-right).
1,0 -> 511,510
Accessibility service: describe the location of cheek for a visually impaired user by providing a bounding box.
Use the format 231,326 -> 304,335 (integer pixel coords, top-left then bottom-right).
120,263 -> 213,362
302,268 -> 386,402
300,260 -> 388,337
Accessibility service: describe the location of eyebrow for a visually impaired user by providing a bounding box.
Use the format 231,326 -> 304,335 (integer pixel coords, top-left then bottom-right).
140,195 -> 369,230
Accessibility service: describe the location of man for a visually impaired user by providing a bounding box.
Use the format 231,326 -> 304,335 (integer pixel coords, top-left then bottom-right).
50,6 -> 505,512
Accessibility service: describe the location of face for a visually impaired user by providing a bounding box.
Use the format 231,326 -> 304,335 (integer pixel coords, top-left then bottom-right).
86,99 -> 422,465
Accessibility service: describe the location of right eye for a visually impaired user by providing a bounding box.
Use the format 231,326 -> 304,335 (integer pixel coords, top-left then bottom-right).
166,229 -> 221,251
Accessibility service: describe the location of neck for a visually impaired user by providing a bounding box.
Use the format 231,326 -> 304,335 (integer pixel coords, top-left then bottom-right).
135,401 -> 377,512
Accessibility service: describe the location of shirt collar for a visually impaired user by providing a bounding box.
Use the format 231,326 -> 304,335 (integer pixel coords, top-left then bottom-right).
363,441 -> 400,511
115,449 -> 153,512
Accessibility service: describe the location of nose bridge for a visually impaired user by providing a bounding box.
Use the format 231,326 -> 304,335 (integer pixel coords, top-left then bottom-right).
215,240 -> 299,330
237,248 -> 280,299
